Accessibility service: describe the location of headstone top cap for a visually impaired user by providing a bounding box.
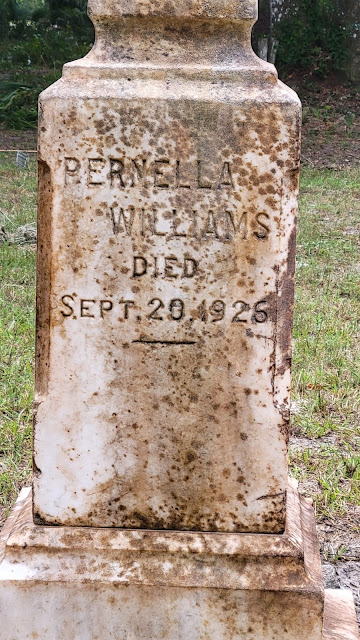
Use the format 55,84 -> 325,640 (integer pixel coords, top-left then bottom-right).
88,0 -> 258,21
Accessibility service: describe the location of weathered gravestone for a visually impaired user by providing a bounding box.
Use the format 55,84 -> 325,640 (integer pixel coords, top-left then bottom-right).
0,1 -> 358,639
33,0 -> 300,533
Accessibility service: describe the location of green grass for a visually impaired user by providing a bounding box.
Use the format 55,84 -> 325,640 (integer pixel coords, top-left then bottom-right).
291,167 -> 360,522
0,152 -> 36,519
0,155 -> 359,527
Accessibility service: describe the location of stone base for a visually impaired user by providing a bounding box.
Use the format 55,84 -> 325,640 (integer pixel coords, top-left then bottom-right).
323,589 -> 359,640
0,480 -> 357,640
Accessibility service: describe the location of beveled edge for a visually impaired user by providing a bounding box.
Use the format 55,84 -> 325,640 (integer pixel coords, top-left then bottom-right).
0,480 -> 325,593
88,0 -> 258,22
5,480 -> 302,557
0,487 -> 31,565
61,60 -> 278,84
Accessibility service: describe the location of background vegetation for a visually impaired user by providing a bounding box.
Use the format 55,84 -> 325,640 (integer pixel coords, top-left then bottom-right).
0,0 -> 359,620
0,0 -> 93,130
0,0 -> 358,130
255,0 -> 359,79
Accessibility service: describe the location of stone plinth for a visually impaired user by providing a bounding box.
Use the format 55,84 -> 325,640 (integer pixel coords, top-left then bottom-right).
34,0 -> 301,532
1,481 -> 325,640
323,590 -> 360,640
2,484 -> 359,640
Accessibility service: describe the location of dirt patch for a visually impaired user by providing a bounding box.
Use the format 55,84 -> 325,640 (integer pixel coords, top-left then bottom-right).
0,129 -> 37,151
291,434 -> 360,626
286,76 -> 359,169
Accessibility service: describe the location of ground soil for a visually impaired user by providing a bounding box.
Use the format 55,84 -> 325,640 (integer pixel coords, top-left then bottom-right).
289,75 -> 359,169
0,76 -> 359,167
0,129 -> 37,152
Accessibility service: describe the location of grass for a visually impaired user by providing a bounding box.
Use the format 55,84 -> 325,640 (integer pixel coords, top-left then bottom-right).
0,154 -> 359,530
0,152 -> 36,520
291,168 -> 360,526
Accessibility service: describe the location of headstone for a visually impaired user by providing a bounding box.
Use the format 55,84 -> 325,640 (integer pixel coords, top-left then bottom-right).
33,0 -> 300,534
0,2 -> 358,639
16,151 -> 28,169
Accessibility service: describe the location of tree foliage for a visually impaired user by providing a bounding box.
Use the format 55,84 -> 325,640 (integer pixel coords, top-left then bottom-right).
1,0 -> 93,40
33,0 -> 93,38
0,0 -> 27,37
0,0 -> 358,79
275,0 -> 355,76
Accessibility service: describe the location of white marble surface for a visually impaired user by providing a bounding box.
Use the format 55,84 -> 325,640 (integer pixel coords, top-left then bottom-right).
33,0 -> 301,531
0,483 -> 325,640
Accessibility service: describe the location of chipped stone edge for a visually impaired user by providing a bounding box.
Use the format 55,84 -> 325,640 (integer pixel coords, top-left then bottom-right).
323,589 -> 360,640
0,488 -> 31,564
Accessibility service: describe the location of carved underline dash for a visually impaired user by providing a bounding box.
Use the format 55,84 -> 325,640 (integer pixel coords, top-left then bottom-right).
255,491 -> 286,501
132,339 -> 197,346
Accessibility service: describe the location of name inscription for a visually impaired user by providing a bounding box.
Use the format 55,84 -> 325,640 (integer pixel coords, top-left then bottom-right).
63,155 -> 275,243
65,156 -> 234,190
109,207 -> 270,241
60,152 -> 275,337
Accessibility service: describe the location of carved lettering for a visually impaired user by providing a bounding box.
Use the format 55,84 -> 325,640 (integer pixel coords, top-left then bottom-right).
239,212 -> 248,240
119,299 -> 135,320
81,300 -> 96,318
164,257 -> 178,278
224,210 -> 237,239
110,159 -> 126,188
218,162 -> 234,189
132,256 -> 198,280
169,299 -> 184,321
61,295 -> 75,317
203,211 -> 219,239
154,159 -> 170,188
182,258 -> 198,278
171,210 -> 186,237
100,300 -> 113,318
133,257 -> 147,278
111,206 -> 136,236
152,210 -> 166,236
131,159 -> 147,187
254,213 -> 270,239
175,160 -> 190,189
63,156 -> 238,191
107,205 -> 269,242
64,158 -> 81,185
197,160 -> 212,189
88,159 -> 105,186
60,296 -> 270,325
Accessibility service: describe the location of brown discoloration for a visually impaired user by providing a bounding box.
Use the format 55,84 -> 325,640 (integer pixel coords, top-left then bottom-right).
277,222 -> 298,378
33,0 -> 301,532
89,0 -> 258,21
0,482 -> 325,640
35,158 -> 52,398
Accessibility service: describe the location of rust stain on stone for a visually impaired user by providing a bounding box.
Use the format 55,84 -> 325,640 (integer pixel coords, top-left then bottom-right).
33,0 -> 301,533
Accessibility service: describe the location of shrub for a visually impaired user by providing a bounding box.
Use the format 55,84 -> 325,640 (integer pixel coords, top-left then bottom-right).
275,0 -> 352,77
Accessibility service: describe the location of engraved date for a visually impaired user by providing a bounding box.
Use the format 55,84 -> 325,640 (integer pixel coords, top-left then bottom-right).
60,295 -> 269,324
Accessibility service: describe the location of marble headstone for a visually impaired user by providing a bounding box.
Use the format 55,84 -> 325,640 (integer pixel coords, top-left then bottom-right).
33,0 -> 301,532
